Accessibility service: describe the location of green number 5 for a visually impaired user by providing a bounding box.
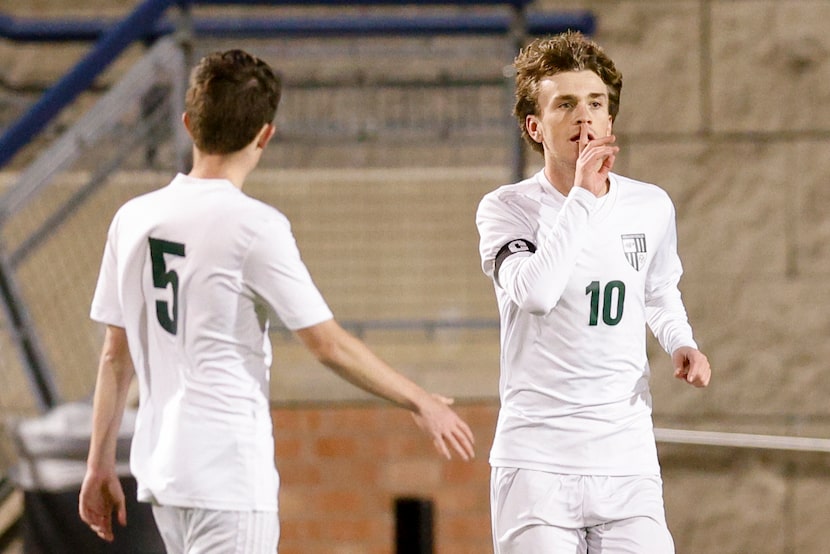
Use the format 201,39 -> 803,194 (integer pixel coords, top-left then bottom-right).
148,237 -> 186,335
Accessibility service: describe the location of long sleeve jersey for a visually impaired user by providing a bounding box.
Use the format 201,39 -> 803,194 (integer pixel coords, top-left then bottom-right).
476,170 -> 696,475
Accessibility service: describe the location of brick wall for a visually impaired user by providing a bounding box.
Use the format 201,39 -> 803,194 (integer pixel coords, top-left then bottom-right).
272,403 -> 498,554
271,402 -> 830,554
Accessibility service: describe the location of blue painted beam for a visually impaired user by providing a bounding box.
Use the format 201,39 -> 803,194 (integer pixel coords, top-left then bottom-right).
188,0 -> 532,6
189,11 -> 594,37
528,10 -> 595,36
0,14 -> 108,42
0,10 -> 594,42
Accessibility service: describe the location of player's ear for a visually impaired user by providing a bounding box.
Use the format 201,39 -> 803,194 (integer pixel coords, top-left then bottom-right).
255,123 -> 276,150
606,114 -> 613,136
181,112 -> 194,138
526,115 -> 542,143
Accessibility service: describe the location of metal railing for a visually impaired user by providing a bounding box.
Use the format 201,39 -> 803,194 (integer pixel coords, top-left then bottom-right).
654,427 -> 830,453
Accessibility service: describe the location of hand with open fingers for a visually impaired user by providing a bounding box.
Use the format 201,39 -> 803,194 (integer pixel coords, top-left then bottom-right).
672,346 -> 711,388
411,394 -> 476,461
79,469 -> 127,542
574,123 -> 618,197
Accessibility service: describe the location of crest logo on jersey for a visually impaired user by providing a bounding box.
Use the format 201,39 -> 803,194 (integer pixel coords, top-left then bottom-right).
621,234 -> 647,271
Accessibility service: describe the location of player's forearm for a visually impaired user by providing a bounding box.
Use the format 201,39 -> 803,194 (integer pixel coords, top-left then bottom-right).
498,190 -> 595,314
645,235 -> 696,354
296,320 -> 427,413
87,327 -> 134,472
646,291 -> 696,355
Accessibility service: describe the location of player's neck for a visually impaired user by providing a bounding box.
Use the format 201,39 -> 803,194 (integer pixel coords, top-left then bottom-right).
544,164 -> 576,197
544,164 -> 610,198
189,150 -> 254,190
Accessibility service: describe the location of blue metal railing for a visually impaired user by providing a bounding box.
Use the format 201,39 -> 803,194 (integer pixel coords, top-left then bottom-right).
0,10 -> 593,42
0,1 -> 594,169
187,0 -> 532,6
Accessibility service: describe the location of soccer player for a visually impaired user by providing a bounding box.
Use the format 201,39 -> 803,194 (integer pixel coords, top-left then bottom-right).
476,31 -> 711,553
78,49 -> 475,553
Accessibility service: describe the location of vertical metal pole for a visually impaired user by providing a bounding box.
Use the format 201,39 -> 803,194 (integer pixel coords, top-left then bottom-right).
0,254 -> 60,411
395,497 -> 434,554
171,2 -> 194,173
507,3 -> 528,184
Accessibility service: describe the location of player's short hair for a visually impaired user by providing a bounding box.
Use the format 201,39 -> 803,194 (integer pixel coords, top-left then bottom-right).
513,31 -> 623,154
185,49 -> 282,154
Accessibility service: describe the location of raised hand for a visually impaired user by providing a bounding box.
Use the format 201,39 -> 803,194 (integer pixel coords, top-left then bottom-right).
574,123 -> 618,197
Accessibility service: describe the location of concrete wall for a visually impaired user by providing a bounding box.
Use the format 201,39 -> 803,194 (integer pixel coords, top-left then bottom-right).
536,2 -> 830,552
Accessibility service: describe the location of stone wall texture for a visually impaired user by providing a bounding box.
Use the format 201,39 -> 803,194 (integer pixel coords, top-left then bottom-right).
2,1 -> 830,553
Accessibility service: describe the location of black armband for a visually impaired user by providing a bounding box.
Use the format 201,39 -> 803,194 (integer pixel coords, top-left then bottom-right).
494,239 -> 537,285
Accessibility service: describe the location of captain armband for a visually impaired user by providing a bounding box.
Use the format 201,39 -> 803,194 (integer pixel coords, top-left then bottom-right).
493,239 -> 537,286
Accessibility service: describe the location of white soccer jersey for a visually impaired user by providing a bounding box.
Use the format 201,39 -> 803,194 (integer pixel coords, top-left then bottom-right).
477,170 -> 696,476
91,173 -> 333,511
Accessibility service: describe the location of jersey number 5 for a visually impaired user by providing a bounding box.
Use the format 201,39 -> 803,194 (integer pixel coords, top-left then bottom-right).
149,237 -> 186,335
585,280 -> 625,326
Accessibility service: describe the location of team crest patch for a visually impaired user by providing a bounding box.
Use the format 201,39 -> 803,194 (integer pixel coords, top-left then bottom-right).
621,234 -> 647,271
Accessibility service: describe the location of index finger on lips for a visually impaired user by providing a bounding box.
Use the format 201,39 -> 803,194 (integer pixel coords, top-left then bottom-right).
579,123 -> 589,153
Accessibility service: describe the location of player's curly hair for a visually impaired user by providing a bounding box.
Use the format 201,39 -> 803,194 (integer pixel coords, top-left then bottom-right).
514,31 -> 622,154
185,49 -> 282,154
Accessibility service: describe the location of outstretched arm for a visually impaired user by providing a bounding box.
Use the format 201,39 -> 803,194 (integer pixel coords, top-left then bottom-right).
294,319 -> 475,461
79,325 -> 134,542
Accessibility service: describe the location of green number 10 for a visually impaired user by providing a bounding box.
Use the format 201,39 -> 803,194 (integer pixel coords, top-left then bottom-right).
585,280 -> 625,326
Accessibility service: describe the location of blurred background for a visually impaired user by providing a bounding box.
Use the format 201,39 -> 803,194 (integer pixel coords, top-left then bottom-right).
0,1 -> 829,552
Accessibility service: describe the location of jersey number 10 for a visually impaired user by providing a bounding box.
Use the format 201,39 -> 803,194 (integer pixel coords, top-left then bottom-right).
585,280 -> 625,326
149,237 -> 186,335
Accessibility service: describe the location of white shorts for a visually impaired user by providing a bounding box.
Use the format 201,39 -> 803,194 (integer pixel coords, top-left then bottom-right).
491,467 -> 674,554
151,504 -> 279,554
